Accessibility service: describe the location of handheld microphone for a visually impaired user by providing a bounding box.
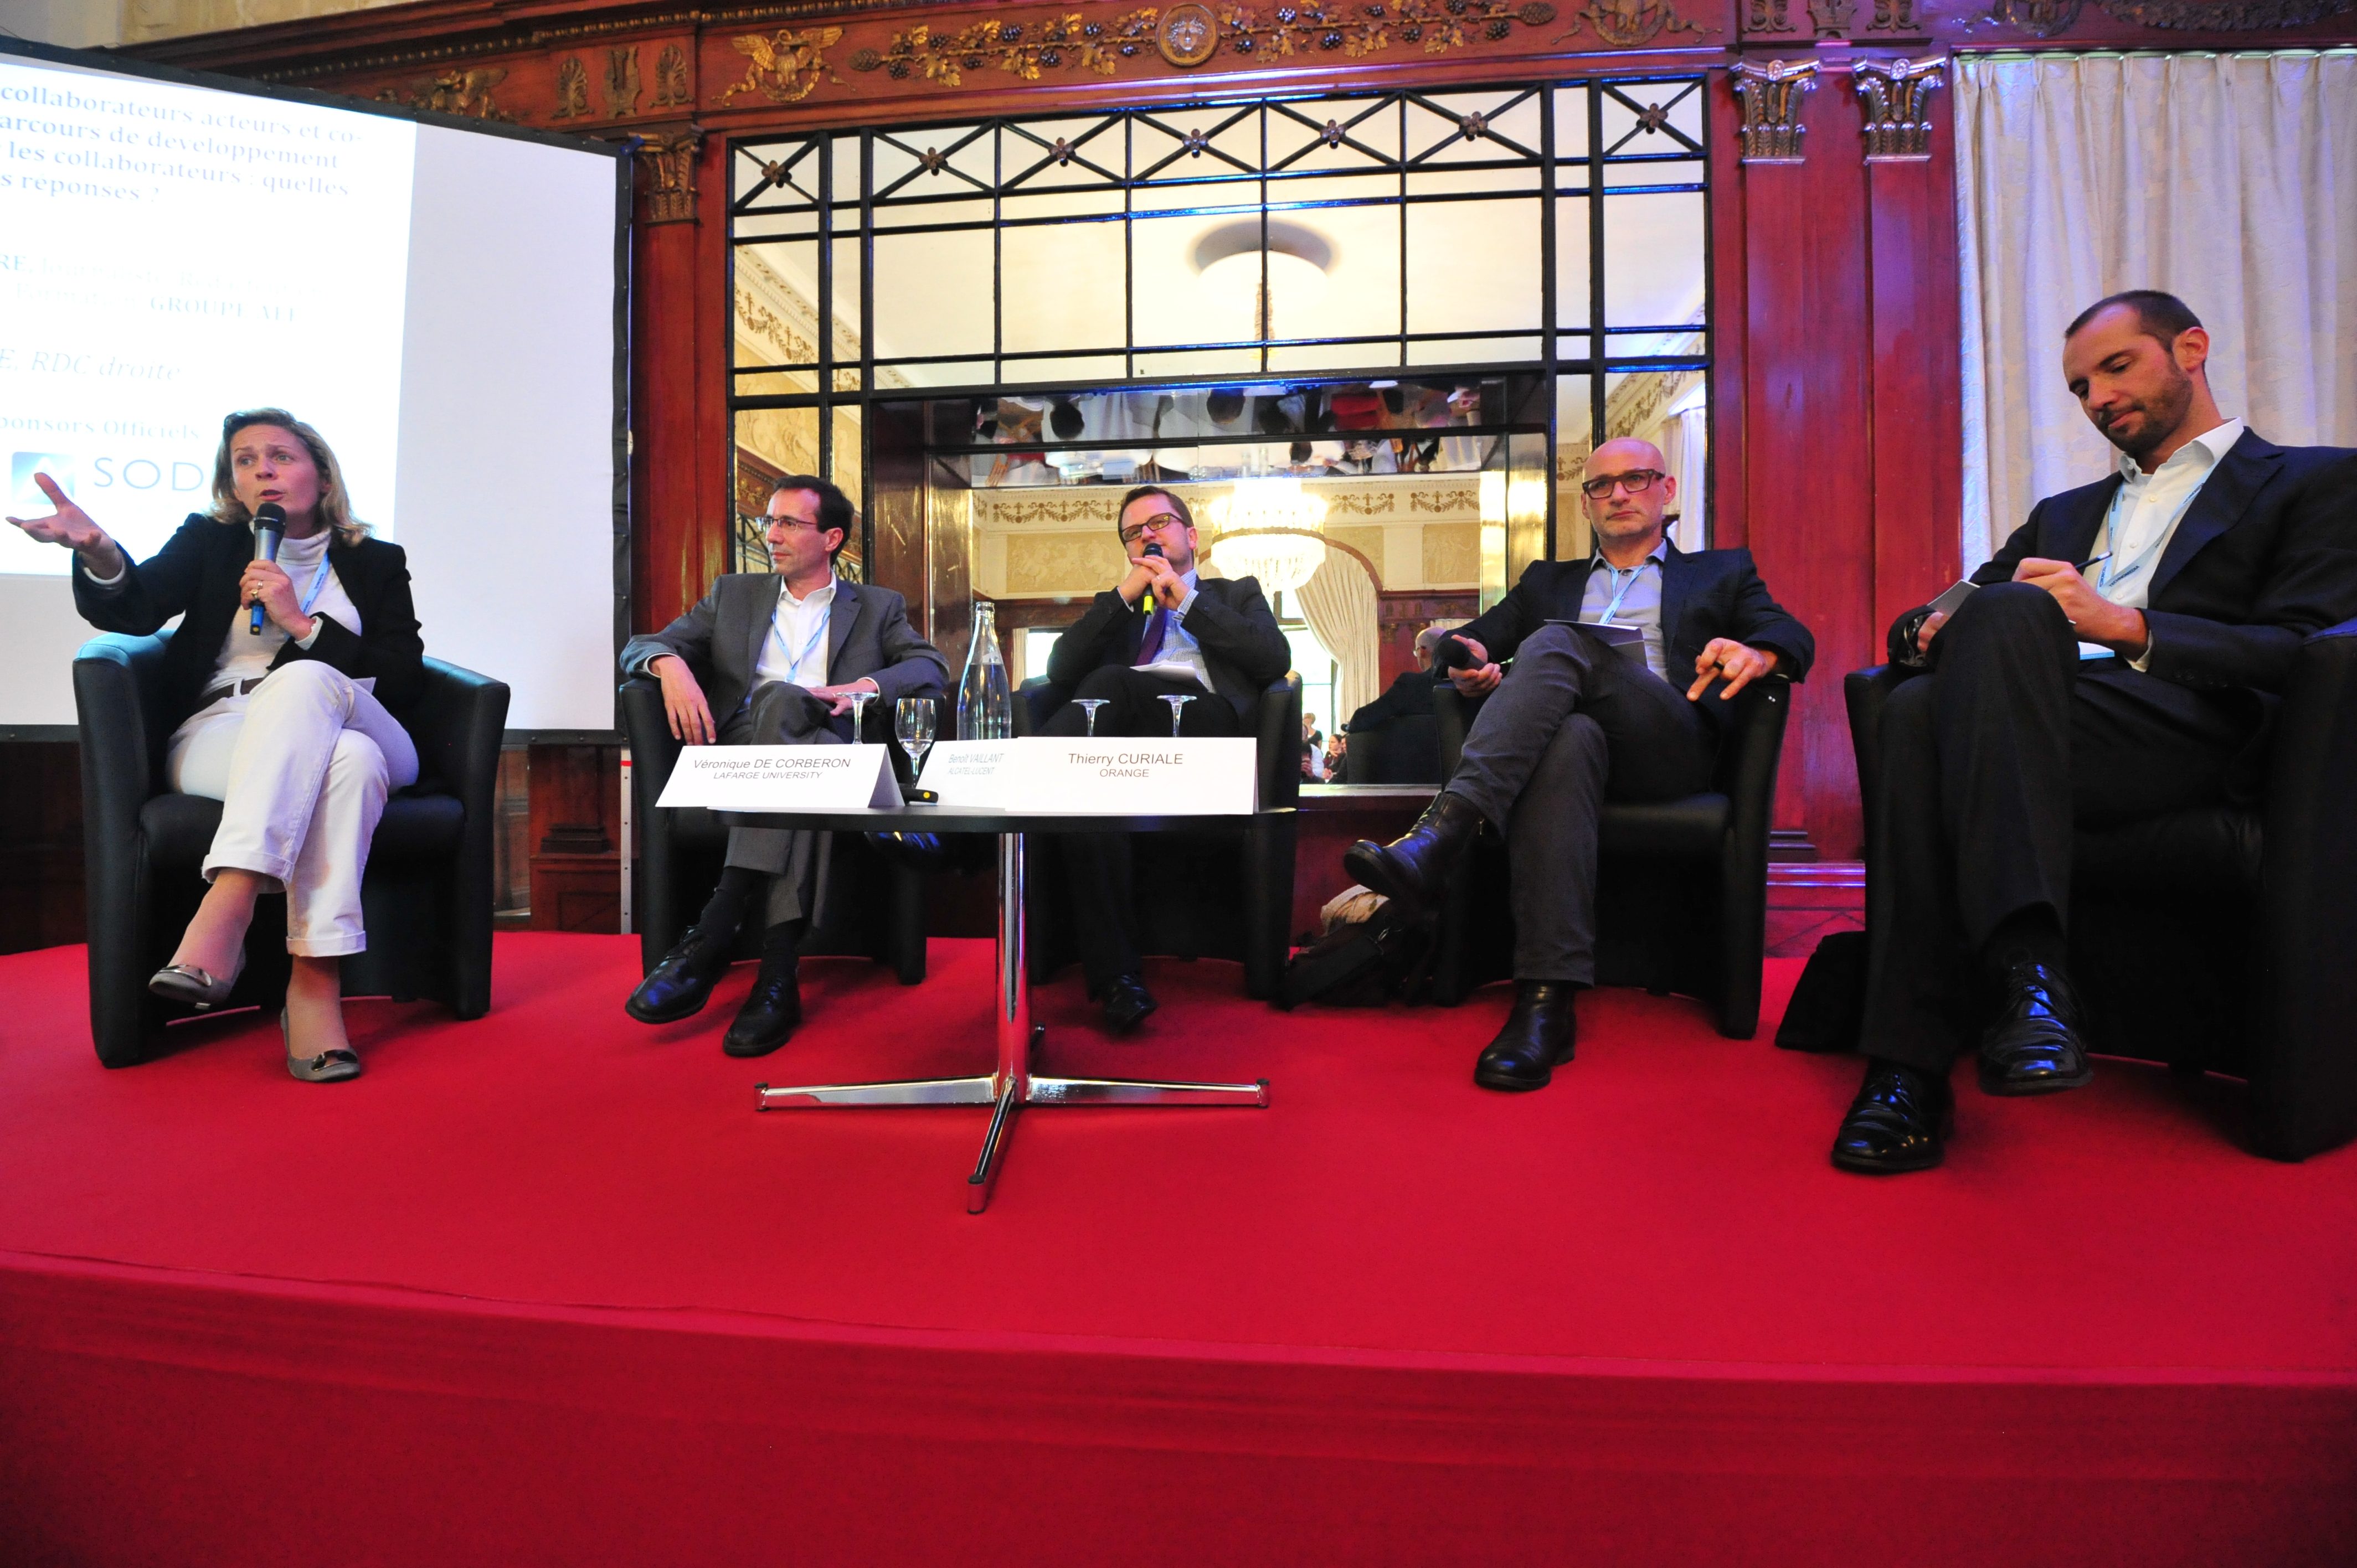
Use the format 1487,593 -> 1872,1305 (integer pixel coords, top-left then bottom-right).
1429,635 -> 1476,673
248,502 -> 287,634
1139,541 -> 1174,612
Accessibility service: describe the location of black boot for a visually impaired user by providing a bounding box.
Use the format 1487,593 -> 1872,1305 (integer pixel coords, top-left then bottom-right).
1343,791 -> 1485,921
1978,960 -> 2093,1096
624,923 -> 738,1024
1100,972 -> 1159,1034
723,939 -> 802,1058
1831,1060 -> 1953,1174
1473,981 -> 1578,1091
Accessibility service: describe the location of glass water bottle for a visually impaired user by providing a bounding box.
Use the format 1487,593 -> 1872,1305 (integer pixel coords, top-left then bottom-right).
955,600 -> 1013,740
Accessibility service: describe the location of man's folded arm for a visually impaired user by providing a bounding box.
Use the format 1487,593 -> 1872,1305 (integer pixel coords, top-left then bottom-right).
1452,564 -> 1546,665
1182,577 -> 1294,686
1044,590 -> 1130,688
866,599 -> 951,699
1726,550 -> 1815,679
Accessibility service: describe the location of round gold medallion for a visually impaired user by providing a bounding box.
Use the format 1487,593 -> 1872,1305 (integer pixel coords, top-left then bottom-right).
1156,3 -> 1221,68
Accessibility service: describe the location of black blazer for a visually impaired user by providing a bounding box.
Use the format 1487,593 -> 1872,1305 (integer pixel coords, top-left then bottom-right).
1453,543 -> 1816,728
1046,574 -> 1294,720
71,513 -> 426,733
1347,669 -> 1437,733
1900,431 -> 2357,694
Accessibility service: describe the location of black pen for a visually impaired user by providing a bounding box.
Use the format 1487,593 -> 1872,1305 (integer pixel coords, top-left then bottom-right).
2073,551 -> 2112,574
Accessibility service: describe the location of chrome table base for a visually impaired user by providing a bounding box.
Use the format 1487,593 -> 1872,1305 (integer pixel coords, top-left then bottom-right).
755,831 -> 1268,1213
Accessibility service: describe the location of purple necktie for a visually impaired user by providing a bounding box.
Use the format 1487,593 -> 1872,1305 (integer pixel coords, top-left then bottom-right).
1135,605 -> 1169,666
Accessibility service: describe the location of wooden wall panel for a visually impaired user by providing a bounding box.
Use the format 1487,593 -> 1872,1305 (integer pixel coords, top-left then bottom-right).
1739,78 -> 1876,862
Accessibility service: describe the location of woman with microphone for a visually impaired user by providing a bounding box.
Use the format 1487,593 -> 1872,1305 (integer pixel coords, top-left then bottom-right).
6,409 -> 424,1081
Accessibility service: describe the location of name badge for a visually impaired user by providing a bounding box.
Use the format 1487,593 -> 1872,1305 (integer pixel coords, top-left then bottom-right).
656,744 -> 902,812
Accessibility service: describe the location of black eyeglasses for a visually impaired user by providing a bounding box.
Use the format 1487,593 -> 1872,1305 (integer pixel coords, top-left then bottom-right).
1118,516 -> 1188,545
1579,469 -> 1665,501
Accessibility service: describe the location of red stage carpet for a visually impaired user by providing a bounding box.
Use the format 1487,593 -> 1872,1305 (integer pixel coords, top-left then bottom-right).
2,933 -> 2352,1565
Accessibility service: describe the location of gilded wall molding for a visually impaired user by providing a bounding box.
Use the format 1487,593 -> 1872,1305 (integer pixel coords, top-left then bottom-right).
1854,55 -> 1942,161
1730,58 -> 1817,163
633,125 -> 704,223
721,27 -> 846,101
2096,0 -> 2354,24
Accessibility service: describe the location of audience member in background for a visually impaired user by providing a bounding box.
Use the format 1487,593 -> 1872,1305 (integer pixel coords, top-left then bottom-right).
1345,437 -> 1813,1092
1832,291 -> 2357,1174
1301,713 -> 1324,780
1350,626 -> 1445,733
1040,486 -> 1292,1033
9,409 -> 424,1083
617,476 -> 946,1059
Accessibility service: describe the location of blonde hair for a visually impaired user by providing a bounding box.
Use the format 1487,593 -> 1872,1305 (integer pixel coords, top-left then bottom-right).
207,408 -> 370,546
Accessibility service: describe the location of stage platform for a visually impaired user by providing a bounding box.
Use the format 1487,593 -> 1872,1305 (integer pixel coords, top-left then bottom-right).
3,933 -> 2352,1565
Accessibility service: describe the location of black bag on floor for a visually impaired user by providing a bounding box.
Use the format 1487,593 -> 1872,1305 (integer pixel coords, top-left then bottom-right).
1775,928 -> 1867,1053
1275,899 -> 1435,1010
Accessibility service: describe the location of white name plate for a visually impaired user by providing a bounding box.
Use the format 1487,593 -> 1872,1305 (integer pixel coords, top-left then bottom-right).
925,737 -> 1257,814
656,744 -> 902,812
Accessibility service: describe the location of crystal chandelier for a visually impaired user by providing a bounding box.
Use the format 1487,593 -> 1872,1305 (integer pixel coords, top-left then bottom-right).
1206,478 -> 1329,595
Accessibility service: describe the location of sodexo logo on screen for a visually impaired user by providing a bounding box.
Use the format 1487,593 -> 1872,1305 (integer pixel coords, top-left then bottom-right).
9,450 -> 207,507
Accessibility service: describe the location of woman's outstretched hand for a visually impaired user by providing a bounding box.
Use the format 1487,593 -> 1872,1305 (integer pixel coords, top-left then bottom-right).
6,472 -> 123,576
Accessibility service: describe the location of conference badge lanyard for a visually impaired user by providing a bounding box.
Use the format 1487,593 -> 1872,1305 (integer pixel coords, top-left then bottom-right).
2096,489 -> 2173,599
1591,556 -> 1651,625
770,597 -> 831,685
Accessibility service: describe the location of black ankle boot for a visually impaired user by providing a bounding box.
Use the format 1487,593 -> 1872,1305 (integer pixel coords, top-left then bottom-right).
624,922 -> 738,1024
1342,791 -> 1485,920
1474,981 -> 1578,1091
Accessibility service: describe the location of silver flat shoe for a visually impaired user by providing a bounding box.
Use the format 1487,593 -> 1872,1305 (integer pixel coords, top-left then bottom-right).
282,1010 -> 362,1084
149,961 -> 241,1010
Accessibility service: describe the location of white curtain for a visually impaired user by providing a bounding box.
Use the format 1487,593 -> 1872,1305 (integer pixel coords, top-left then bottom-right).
1955,50 -> 2357,567
1293,548 -> 1380,728
1660,396 -> 1708,552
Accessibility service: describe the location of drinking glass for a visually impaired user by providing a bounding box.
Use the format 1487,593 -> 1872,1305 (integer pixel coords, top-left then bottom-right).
1075,699 -> 1109,737
846,689 -> 876,741
894,697 -> 936,787
1160,694 -> 1195,737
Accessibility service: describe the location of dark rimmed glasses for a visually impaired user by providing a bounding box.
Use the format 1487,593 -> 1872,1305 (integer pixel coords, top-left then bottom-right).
1579,469 -> 1665,501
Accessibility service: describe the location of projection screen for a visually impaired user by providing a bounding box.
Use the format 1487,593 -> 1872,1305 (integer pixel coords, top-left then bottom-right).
0,37 -> 627,735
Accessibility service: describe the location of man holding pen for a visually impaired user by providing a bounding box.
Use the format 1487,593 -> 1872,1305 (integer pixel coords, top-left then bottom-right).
1834,290 -> 2357,1173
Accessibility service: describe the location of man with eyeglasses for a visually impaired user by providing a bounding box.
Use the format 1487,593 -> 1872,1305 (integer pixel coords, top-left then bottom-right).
1039,484 -> 1293,1033
616,476 -> 947,1057
1345,437 -> 1814,1091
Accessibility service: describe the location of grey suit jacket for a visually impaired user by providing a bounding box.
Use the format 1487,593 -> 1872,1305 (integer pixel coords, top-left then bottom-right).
620,574 -> 948,720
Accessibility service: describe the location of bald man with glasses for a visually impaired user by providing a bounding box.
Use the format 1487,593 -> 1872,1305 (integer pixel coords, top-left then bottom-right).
1346,437 -> 1814,1090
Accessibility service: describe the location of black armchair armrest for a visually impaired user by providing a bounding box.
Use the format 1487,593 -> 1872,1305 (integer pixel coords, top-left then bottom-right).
1842,664 -> 1916,867
2256,617 -> 2357,1159
74,634 -> 173,1067
1254,674 -> 1303,809
409,658 -> 509,1019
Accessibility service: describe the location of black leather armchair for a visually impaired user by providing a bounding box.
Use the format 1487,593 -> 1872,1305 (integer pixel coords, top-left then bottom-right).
74,632 -> 508,1069
1016,672 -> 1301,1000
1426,677 -> 1792,1038
1342,713 -> 1442,784
619,676 -> 927,983
1844,616 -> 2357,1162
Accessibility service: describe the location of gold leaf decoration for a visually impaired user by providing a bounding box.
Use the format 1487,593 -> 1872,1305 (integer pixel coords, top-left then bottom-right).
720,27 -> 846,105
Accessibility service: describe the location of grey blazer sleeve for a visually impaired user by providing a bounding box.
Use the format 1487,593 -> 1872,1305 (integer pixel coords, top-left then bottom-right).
856,591 -> 950,700
620,582 -> 722,680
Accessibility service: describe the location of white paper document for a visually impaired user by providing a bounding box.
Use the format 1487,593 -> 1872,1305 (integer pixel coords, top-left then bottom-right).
655,745 -> 902,812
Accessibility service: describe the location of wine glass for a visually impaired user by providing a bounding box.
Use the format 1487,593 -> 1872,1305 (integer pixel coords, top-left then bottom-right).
1075,698 -> 1109,737
894,697 -> 936,788
846,689 -> 876,741
1160,694 -> 1195,737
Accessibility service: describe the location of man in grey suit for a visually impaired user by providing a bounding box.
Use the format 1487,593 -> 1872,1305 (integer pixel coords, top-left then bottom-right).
619,475 -> 948,1056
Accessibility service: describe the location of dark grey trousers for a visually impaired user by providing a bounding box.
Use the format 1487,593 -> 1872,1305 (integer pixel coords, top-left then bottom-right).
718,681 -> 853,929
1444,624 -> 1713,984
1860,582 -> 2252,1072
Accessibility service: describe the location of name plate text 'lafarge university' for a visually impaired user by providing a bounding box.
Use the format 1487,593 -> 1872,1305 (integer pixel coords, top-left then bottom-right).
925,738 -> 1258,814
656,745 -> 902,811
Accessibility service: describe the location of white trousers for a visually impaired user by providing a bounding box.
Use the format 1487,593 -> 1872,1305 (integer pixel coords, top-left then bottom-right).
167,662 -> 420,957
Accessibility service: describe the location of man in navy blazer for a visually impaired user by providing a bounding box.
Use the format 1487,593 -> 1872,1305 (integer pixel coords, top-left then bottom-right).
1833,291 -> 2357,1174
1347,437 -> 1814,1090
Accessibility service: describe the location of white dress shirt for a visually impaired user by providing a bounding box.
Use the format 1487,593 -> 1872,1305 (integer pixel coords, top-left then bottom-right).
752,571 -> 837,690
2085,416 -> 2243,669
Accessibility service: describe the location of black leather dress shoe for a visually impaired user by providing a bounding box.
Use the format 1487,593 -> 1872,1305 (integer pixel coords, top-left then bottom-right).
624,924 -> 736,1024
1978,960 -> 2093,1096
1474,981 -> 1578,1091
1102,972 -> 1159,1035
1830,1061 -> 1953,1174
1342,791 -> 1484,921
722,957 -> 801,1058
